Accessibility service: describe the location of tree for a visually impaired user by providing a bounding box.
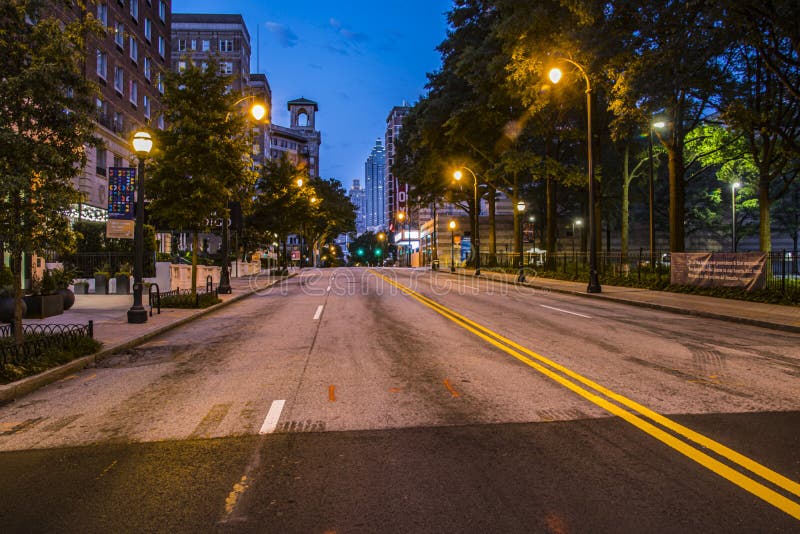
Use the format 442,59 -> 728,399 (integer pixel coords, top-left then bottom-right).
148,58 -> 256,293
302,177 -> 356,266
0,0 -> 100,342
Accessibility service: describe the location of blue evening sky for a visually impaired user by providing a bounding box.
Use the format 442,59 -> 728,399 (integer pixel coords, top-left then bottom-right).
172,0 -> 453,189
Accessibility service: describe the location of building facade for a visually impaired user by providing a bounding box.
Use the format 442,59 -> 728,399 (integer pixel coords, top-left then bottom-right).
385,104 -> 410,230
364,139 -> 386,230
62,0 -> 172,215
349,179 -> 368,235
268,98 -> 321,177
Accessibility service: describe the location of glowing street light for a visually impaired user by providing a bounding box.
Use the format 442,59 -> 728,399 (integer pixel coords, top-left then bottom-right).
127,131 -> 152,324
448,220 -> 457,273
549,59 -> 601,293
453,167 -> 481,276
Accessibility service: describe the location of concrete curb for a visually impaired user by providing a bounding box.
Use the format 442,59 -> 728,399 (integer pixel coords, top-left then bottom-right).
445,270 -> 800,334
0,275 -> 294,404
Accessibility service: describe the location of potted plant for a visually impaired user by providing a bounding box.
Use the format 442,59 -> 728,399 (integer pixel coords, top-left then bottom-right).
51,266 -> 77,310
0,265 -> 26,323
115,262 -> 132,294
94,263 -> 111,294
23,270 -> 64,319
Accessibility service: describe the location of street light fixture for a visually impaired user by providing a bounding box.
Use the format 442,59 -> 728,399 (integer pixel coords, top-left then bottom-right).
448,220 -> 457,273
516,200 -> 526,282
219,98 -> 269,294
732,181 -> 741,252
453,167 -> 481,276
549,60 -> 601,293
127,131 -> 152,324
397,211 -> 408,266
572,218 -> 583,257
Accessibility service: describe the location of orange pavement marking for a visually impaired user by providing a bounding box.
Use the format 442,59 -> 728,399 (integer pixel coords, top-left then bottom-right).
328,385 -> 336,402
443,379 -> 460,398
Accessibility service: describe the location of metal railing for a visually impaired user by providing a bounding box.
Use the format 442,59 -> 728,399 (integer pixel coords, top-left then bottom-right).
0,322 -> 94,366
57,252 -> 155,279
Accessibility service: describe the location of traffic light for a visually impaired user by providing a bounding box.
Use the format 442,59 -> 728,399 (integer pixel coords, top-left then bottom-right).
374,248 -> 382,257
357,248 -> 365,256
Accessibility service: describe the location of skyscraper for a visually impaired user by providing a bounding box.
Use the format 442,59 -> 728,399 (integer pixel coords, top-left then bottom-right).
350,179 -> 368,235
386,104 -> 411,229
365,139 -> 386,229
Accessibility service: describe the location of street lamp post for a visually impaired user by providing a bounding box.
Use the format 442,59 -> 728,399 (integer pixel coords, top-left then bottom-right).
127,131 -> 152,324
454,167 -> 481,276
397,211 -> 406,266
516,200 -> 526,282
648,121 -> 665,266
431,201 -> 439,271
550,61 -> 601,292
449,220 -> 456,273
218,99 -> 268,294
732,181 -> 740,252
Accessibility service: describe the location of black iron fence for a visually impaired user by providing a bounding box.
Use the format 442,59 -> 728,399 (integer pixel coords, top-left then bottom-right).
481,249 -> 799,299
0,322 -> 94,367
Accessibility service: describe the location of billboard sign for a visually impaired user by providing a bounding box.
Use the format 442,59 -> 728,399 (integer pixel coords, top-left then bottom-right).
670,252 -> 767,291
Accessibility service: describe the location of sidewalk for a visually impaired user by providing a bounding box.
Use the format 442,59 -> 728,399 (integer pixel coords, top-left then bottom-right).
450,268 -> 800,333
1,273 -> 290,402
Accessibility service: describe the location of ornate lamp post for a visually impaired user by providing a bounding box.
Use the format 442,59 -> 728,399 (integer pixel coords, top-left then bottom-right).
127,131 -> 152,324
449,220 -> 457,273
648,121 -> 665,265
550,61 -> 601,292
453,167 -> 481,276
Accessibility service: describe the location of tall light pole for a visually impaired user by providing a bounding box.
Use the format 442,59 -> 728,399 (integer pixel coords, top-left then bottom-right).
449,220 -> 456,273
572,218 -> 582,257
397,211 -> 406,266
649,121 -> 665,266
431,201 -> 439,270
732,181 -> 740,252
454,167 -> 481,276
218,99 -> 268,294
550,61 -> 601,292
127,131 -> 152,324
516,200 -> 526,282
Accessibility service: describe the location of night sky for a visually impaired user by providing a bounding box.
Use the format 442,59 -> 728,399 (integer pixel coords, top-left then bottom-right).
172,0 -> 453,189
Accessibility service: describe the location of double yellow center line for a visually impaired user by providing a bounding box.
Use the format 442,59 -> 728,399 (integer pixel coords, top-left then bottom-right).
372,270 -> 800,520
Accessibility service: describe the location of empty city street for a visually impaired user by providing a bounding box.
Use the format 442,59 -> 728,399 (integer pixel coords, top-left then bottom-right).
0,268 -> 798,533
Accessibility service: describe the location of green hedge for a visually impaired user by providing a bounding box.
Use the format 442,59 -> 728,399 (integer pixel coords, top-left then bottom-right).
160,291 -> 221,309
0,335 -> 102,384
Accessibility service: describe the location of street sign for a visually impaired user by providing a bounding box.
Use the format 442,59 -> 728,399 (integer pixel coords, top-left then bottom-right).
107,167 -> 136,239
106,219 -> 135,239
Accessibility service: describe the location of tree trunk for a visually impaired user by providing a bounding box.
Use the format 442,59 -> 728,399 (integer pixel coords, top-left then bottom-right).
487,185 -> 496,267
759,174 -> 771,252
621,143 -> 630,257
668,146 -> 685,252
191,231 -> 198,294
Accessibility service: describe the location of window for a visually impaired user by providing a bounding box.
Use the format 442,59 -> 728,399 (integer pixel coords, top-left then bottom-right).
177,60 -> 187,72
129,80 -> 137,105
129,36 -> 137,62
201,39 -> 210,51
97,3 -> 108,26
177,39 -> 186,51
219,39 -> 233,52
96,49 -> 107,79
143,95 -> 150,118
129,0 -> 137,21
143,56 -> 151,80
96,147 -> 107,175
113,66 -> 123,93
113,154 -> 123,167
112,112 -> 123,133
200,62 -> 208,72
158,0 -> 165,22
144,18 -> 151,41
114,21 -> 124,48
157,73 -> 164,94
220,62 -> 233,75
190,39 -> 196,50
157,115 -> 164,129
158,35 -> 165,57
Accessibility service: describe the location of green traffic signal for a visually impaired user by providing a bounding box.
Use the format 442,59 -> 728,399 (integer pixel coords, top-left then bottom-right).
357,248 -> 365,256
374,249 -> 382,257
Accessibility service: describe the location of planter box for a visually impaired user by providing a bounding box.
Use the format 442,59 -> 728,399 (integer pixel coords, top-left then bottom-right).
94,274 -> 109,295
115,275 -> 131,294
23,294 -> 64,319
73,284 -> 89,295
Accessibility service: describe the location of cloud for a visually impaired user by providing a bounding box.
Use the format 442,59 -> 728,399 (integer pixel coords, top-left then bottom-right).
308,63 -> 324,70
265,22 -> 298,48
327,18 -> 369,50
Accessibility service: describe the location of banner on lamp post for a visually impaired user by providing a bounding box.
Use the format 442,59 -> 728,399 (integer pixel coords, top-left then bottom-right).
106,167 -> 137,239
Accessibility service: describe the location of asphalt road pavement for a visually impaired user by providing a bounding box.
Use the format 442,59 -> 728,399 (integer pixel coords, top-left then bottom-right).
0,267 -> 798,533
